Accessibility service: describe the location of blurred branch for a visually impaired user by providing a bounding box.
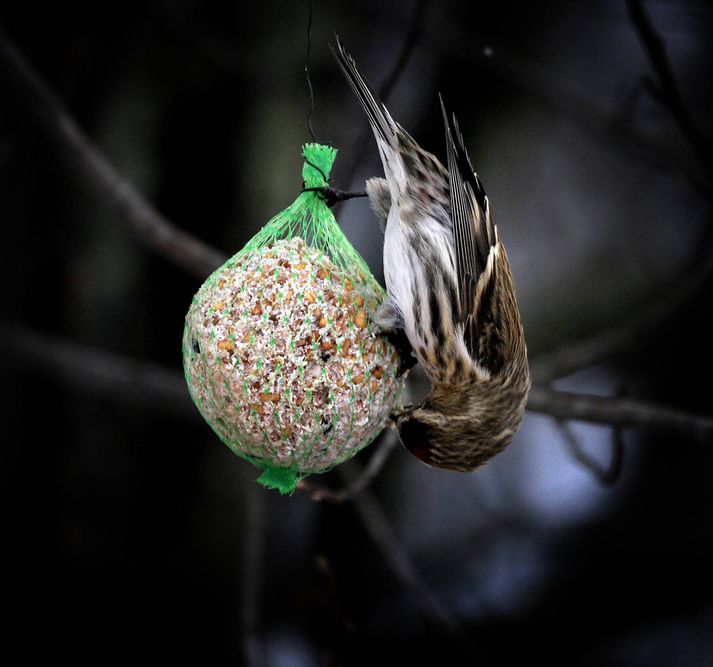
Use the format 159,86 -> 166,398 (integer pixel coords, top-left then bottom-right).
528,385 -> 713,442
555,419 -> 625,486
626,0 -> 713,177
0,25 -> 227,279
335,460 -> 483,657
530,210 -> 713,383
297,431 -> 398,502
339,0 -> 430,193
3,323 -> 712,440
240,480 -> 266,667
0,323 -> 197,419
530,4 -> 713,383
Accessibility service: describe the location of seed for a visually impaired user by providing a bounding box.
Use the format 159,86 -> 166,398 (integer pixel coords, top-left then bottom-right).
250,403 -> 265,415
372,365 -> 383,379
320,340 -> 334,351
370,379 -> 379,394
218,339 -> 234,352
352,373 -> 364,385
294,262 -> 307,270
355,295 -> 364,307
251,301 -> 262,316
344,278 -> 354,292
218,279 -> 226,289
316,268 -> 327,280
341,339 -> 352,356
354,309 -> 367,329
305,291 -> 317,303
214,300 -> 225,311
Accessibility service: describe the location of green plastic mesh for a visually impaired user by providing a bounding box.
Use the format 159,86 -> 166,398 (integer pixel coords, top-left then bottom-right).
182,144 -> 404,494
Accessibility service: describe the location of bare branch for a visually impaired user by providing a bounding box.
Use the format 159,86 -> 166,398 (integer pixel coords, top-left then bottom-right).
239,480 -> 266,667
0,323 -> 197,420
336,461 -> 458,624
297,431 -> 398,502
530,222 -> 713,383
528,385 -> 713,442
626,0 -> 713,176
338,0 -> 430,194
0,26 -> 227,279
555,419 -> 625,486
3,322 -> 711,442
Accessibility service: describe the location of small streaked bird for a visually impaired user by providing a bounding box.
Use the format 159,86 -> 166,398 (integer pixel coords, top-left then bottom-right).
333,38 -> 530,472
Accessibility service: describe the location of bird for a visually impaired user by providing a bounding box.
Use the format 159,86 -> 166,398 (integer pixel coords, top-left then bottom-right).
332,37 -> 530,472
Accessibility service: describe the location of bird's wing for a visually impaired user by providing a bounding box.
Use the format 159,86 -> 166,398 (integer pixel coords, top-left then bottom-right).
440,98 -> 501,372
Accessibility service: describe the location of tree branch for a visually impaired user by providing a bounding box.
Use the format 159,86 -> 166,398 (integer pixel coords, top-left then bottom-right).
555,419 -> 625,486
3,323 -> 711,440
0,323 -> 196,419
530,215 -> 713,383
338,0 -> 430,194
626,0 -> 713,176
336,460 -> 463,632
0,25 -> 227,279
297,431 -> 398,502
528,385 -> 713,442
239,480 -> 266,667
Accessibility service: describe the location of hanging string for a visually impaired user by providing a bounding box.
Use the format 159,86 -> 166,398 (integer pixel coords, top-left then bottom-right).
305,0 -> 318,143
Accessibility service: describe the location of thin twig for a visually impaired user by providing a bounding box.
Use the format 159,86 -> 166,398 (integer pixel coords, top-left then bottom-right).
304,0 -> 318,143
0,26 -> 227,279
296,431 -> 398,502
339,460 -> 453,627
530,217 -> 713,383
339,0 -> 430,195
239,480 -> 266,667
626,0 -> 713,176
555,419 -> 625,486
337,460 -> 486,659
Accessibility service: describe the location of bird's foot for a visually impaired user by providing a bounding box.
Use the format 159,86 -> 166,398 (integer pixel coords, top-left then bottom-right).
381,328 -> 417,376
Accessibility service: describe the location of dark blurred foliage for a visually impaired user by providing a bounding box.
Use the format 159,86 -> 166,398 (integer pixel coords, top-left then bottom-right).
1,1 -> 712,665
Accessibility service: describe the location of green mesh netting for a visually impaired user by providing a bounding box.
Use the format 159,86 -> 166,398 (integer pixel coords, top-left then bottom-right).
182,144 -> 404,494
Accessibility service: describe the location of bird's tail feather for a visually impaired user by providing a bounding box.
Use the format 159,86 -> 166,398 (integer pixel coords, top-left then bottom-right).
332,36 -> 398,150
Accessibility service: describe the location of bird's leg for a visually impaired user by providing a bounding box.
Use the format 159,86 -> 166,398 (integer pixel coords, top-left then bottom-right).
382,327 -> 418,376
374,297 -> 416,376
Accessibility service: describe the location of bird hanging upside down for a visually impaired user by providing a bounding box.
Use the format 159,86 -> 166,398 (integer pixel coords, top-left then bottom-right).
333,37 -> 530,472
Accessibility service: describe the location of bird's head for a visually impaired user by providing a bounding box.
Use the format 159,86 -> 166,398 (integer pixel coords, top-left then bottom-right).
396,376 -> 529,472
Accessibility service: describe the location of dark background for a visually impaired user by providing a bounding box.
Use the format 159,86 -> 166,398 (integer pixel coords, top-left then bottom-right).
1,1 -> 712,665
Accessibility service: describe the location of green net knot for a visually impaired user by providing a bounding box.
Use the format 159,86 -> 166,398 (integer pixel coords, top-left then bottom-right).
302,143 -> 337,189
256,464 -> 301,494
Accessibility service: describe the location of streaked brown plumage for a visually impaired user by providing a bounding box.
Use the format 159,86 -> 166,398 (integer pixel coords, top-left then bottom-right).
334,38 -> 530,471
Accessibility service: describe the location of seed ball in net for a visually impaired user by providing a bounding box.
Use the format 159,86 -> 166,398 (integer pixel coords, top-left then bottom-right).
182,237 -> 405,476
